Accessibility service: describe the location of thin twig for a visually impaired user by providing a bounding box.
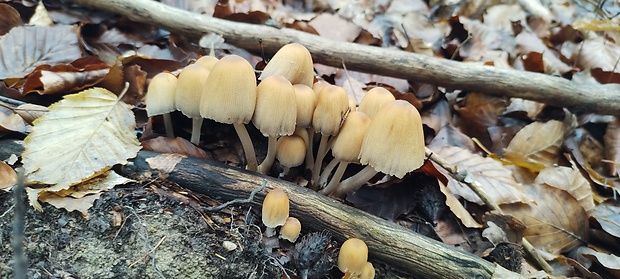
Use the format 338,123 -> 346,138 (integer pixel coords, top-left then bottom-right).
128,235 -> 167,268
203,179 -> 267,212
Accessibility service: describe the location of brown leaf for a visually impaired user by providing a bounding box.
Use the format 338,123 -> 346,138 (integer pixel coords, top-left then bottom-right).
0,161 -> 17,191
0,107 -> 28,134
0,3 -> 23,36
501,183 -> 588,254
521,51 -> 545,73
0,25 -> 82,80
23,56 -> 110,95
592,202 -> 620,239
427,124 -> 476,152
14,103 -> 48,125
431,146 -> 529,205
146,153 -> 186,174
576,247 -> 620,278
575,38 -> 620,72
438,180 -> 482,228
504,120 -> 565,172
141,136 -> 211,159
457,101 -> 502,147
309,13 -> 361,42
591,68 -> 620,84
534,166 -> 595,215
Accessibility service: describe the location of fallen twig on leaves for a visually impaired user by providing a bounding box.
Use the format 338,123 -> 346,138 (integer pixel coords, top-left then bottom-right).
67,0 -> 620,115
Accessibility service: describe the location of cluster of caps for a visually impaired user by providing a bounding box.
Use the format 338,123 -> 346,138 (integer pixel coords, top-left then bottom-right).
145,42 -> 425,197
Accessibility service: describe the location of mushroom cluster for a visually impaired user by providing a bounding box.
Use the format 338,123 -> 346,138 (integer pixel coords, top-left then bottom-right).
145,42 -> 425,196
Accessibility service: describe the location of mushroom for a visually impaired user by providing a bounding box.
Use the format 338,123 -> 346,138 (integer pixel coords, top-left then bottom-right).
200,55 -> 259,171
259,43 -> 314,87
360,262 -> 375,279
293,84 -> 317,171
318,111 -> 371,195
195,55 -> 219,71
310,84 -> 349,186
279,217 -> 302,243
337,238 -> 368,276
262,189 -> 290,237
174,64 -> 210,145
253,75 -> 297,174
145,72 -> 177,138
332,100 -> 425,197
357,87 -> 395,119
276,134 -> 306,177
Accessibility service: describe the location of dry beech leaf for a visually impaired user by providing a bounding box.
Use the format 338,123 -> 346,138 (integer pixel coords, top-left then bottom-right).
309,13 -> 361,42
572,19 -> 620,32
22,56 -> 110,95
39,192 -> 101,219
438,180 -> 482,228
501,183 -> 588,254
592,203 -> 620,239
431,146 -> 529,205
141,136 -> 210,159
504,120 -> 565,172
604,117 -> 620,177
0,110 -> 27,134
145,153 -> 187,174
575,37 -> 620,72
0,3 -> 22,36
0,161 -> 17,191
0,25 -> 82,80
22,87 -> 141,210
576,247 -> 620,277
14,103 -> 48,124
534,166 -> 595,215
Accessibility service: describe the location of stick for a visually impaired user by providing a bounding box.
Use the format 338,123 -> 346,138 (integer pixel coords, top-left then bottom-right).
67,0 -> 620,115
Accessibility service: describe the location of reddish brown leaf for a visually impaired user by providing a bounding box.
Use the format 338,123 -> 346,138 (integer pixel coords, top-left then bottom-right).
23,56 -> 110,95
0,161 -> 17,191
0,3 -> 23,36
142,136 -> 211,159
591,68 -> 620,84
521,51 -> 545,73
534,166 -> 595,215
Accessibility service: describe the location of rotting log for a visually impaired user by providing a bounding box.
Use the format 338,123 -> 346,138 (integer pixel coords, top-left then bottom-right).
126,150 -> 502,279
67,0 -> 620,115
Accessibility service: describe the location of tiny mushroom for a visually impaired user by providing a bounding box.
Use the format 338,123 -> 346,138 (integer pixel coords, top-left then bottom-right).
332,100 -> 425,197
174,64 -> 210,145
253,75 -> 297,174
259,43 -> 314,87
276,134 -> 306,177
145,72 -> 177,138
360,262 -> 375,279
262,189 -> 290,237
200,55 -> 259,171
279,217 -> 302,243
338,238 -> 368,277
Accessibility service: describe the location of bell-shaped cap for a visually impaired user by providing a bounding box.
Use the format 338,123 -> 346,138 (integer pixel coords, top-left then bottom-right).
262,189 -> 290,231
331,111 -> 371,163
259,43 -> 314,87
146,72 -> 177,117
253,75 -> 297,137
175,64 -> 210,118
276,135 -> 306,168
337,238 -> 368,275
312,84 -> 349,136
293,84 -> 317,129
358,87 -> 395,119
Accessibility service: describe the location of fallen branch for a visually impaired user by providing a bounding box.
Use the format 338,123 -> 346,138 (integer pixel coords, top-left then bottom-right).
123,150 -> 510,278
67,0 -> 620,115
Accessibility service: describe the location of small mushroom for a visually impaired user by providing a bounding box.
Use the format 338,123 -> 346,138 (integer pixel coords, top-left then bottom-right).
174,64 -> 210,145
360,262 -> 375,279
195,55 -> 219,71
276,134 -> 306,177
338,238 -> 368,276
200,55 -> 259,171
262,189 -> 289,237
358,87 -> 395,119
279,217 -> 302,243
293,84 -> 317,171
259,43 -> 314,87
145,72 -> 177,138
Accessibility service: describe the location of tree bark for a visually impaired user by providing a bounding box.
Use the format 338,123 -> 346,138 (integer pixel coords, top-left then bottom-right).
67,0 -> 620,115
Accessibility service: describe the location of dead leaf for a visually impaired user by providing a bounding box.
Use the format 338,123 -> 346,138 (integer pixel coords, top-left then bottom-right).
141,136 -> 210,159
534,166 -> 595,215
501,183 -> 588,254
0,161 -> 17,191
0,3 -> 23,36
591,202 -> 620,239
0,25 -> 82,80
145,153 -> 187,174
504,120 -> 565,172
438,180 -> 482,228
22,87 -> 141,210
22,56 -> 111,95
14,103 -> 48,124
575,37 -> 620,73
572,19 -> 620,32
39,192 -> 101,219
576,247 -> 620,277
430,146 -> 529,205
605,117 -> 620,177
0,108 -> 28,134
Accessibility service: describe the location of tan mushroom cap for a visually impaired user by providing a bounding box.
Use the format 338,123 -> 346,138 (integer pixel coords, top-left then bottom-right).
358,100 -> 424,179
259,43 -> 314,87
279,217 -> 302,242
200,55 -> 257,124
175,64 -> 210,118
195,56 -> 219,71
146,72 -> 177,117
312,80 -> 329,95
360,262 -> 375,279
293,84 -> 317,128
262,189 -> 290,230
253,75 -> 297,137
338,238 -> 368,275
312,84 -> 349,136
276,135 -> 306,168
358,87 -> 395,119
331,111 -> 371,163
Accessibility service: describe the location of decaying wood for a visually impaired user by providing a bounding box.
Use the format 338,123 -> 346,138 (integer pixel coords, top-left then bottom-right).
123,150 -> 508,278
68,0 -> 620,115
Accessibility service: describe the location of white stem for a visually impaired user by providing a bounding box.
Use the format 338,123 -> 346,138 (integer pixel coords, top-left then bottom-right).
318,157 -> 339,189
278,166 -> 291,178
265,227 -> 277,237
190,117 -> 203,145
305,127 -> 315,171
258,136 -> 277,174
311,134 -> 330,186
233,123 -> 258,171
320,161 -> 348,195
331,165 -> 378,198
162,113 -> 174,138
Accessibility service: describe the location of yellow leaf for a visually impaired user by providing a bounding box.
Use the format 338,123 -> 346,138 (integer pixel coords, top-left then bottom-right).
22,87 -> 141,209
572,19 -> 620,32
504,120 -> 564,172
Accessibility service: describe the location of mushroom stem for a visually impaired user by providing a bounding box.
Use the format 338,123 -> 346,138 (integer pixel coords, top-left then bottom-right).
265,227 -> 277,237
305,127 -> 315,171
190,117 -> 203,145
258,136 -> 277,174
162,113 -> 174,138
331,165 -> 378,198
233,122 -> 259,171
318,157 -> 339,189
311,134 -> 330,187
278,166 -> 291,178
319,161 -> 348,195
